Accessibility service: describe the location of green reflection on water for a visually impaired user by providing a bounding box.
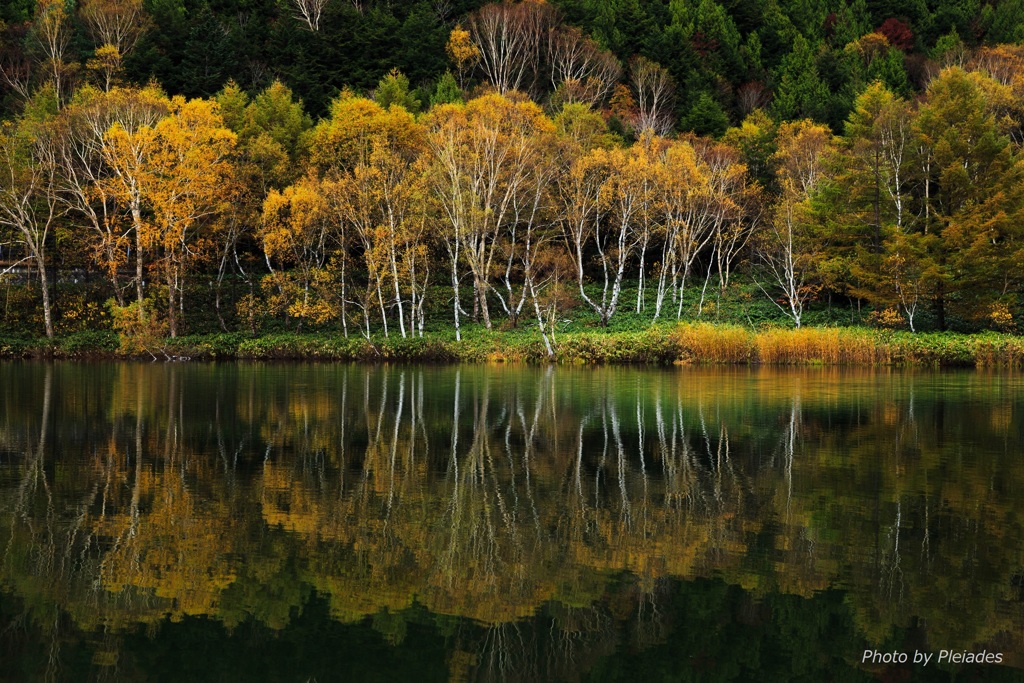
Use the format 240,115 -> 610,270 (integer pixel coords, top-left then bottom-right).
1,362 -> 1023,681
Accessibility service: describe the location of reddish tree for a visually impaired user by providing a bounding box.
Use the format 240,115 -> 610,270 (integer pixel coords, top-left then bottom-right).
691,31 -> 719,57
823,12 -> 838,39
877,18 -> 914,51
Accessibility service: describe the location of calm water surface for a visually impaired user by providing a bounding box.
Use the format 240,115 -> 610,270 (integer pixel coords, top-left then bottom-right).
1,362 -> 1024,681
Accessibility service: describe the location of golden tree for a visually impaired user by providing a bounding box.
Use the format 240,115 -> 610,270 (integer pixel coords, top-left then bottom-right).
101,86 -> 170,318
259,173 -> 336,328
756,120 -> 835,328
56,85 -> 167,306
446,24 -> 480,88
147,98 -> 235,336
305,94 -> 429,337
652,138 -> 720,320
105,95 -> 235,336
424,93 -> 555,335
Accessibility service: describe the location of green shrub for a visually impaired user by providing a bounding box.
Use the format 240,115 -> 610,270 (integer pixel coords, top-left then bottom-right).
0,335 -> 35,358
58,330 -> 118,355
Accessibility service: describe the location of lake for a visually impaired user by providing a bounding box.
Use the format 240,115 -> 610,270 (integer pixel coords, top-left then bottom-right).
1,362 -> 1023,681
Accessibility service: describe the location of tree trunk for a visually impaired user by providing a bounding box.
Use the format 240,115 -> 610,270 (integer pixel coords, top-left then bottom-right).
390,249 -> 406,338
247,280 -> 257,335
635,241 -> 647,313
451,261 -> 461,342
472,280 -> 480,322
935,293 -> 946,332
478,278 -> 492,330
37,257 -> 54,339
340,243 -> 348,338
107,241 -> 126,307
134,206 -> 145,319
377,278 -> 389,338
528,276 -> 555,360
177,269 -> 185,335
167,269 -> 177,338
215,246 -> 230,332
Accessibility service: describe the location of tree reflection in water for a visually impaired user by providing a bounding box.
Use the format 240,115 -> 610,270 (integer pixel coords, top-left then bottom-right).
0,363 -> 1023,680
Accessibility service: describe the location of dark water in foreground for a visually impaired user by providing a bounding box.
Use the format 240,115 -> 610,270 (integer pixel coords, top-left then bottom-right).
1,362 -> 1024,682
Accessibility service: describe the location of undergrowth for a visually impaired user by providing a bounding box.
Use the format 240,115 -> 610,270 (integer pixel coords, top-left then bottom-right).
5,324 -> 1024,368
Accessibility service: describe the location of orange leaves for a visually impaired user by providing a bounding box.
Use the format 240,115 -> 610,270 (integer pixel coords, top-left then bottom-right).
424,92 -> 555,156
446,23 -> 481,86
424,93 -> 559,329
270,94 -> 434,334
602,131 -> 663,213
99,89 -> 236,334
85,44 -> 123,91
102,117 -> 157,183
773,119 -> 835,196
662,138 -> 746,244
309,94 -> 423,174
144,96 -> 236,250
98,87 -> 170,217
260,173 -> 330,266
258,174 -> 340,324
423,94 -> 555,227
103,93 -> 237,256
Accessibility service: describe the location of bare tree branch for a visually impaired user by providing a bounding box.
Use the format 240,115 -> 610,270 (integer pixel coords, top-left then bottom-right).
548,26 -> 621,106
291,0 -> 329,31
629,56 -> 675,136
467,1 -> 554,94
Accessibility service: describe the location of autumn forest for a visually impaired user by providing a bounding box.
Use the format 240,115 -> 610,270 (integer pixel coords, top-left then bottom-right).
5,2 -> 1024,678
1,0 -> 1024,354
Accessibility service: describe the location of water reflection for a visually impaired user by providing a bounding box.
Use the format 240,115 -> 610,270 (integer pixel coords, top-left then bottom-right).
1,363 -> 1023,680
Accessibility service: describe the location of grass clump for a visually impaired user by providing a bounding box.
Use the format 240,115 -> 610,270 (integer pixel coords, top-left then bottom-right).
672,323 -> 752,364
0,334 -> 37,358
755,327 -> 878,365
974,335 -> 1024,368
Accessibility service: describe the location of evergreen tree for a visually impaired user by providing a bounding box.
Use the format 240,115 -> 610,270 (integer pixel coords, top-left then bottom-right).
682,91 -> 731,137
771,34 -> 830,123
375,69 -> 421,114
429,72 -> 463,107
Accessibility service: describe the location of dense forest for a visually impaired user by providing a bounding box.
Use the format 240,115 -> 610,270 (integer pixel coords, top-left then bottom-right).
1,0 -> 1024,348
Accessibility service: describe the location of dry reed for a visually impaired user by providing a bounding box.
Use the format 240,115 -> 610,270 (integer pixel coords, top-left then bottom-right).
754,327 -> 878,365
671,323 -> 753,363
672,324 -> 882,365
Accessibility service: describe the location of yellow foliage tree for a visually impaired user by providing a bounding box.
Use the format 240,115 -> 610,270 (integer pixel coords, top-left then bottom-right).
424,94 -> 555,335
142,96 -> 237,337
305,95 -> 429,337
101,85 -> 170,319
259,173 -> 337,328
446,24 -> 480,88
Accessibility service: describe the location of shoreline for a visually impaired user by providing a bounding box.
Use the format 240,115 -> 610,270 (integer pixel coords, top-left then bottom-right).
3,324 -> 1024,367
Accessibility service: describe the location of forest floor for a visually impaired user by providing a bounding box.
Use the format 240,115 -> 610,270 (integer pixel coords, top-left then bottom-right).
3,323 -> 1024,367
2,279 -> 1023,366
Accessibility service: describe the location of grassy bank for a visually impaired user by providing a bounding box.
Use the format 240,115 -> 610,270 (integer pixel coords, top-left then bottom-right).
4,323 -> 1024,367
